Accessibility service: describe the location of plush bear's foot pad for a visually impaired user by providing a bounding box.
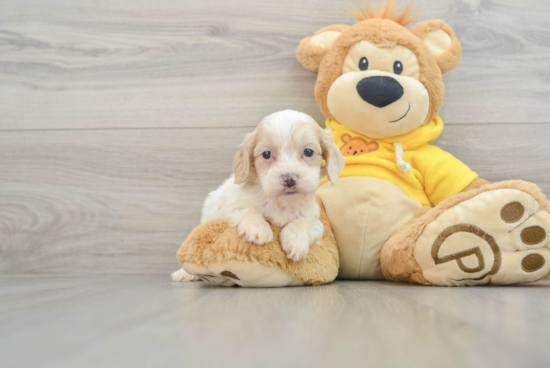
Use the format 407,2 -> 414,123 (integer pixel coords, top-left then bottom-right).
415,187 -> 550,286
182,261 -> 304,287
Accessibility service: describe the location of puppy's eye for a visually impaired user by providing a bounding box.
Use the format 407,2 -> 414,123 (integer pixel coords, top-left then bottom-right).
393,61 -> 403,75
359,57 -> 369,71
262,151 -> 272,159
304,149 -> 314,157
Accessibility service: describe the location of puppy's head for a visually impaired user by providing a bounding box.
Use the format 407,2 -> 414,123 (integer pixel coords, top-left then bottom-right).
233,110 -> 345,197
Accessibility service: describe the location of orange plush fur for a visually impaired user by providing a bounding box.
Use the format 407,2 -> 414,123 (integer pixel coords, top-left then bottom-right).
347,0 -> 420,26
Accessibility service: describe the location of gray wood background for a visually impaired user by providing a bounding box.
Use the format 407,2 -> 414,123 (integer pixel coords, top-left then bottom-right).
1,0 -> 550,274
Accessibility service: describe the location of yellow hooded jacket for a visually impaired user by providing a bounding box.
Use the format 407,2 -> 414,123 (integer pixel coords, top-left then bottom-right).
321,116 -> 478,206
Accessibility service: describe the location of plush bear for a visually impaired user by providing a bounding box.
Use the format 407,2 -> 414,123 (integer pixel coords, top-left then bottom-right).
176,0 -> 550,287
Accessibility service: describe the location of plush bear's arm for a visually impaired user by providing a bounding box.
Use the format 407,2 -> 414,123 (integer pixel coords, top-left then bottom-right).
420,145 -> 478,205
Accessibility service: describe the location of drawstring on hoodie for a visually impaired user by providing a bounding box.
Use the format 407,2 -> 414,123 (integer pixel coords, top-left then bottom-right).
393,143 -> 412,173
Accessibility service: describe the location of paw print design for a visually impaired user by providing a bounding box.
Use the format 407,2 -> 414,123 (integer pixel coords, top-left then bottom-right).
340,134 -> 379,156
414,186 -> 550,286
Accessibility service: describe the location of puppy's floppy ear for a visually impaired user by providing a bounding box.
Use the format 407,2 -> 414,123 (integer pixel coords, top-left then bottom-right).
296,25 -> 350,72
411,20 -> 462,74
233,131 -> 256,185
319,128 -> 345,185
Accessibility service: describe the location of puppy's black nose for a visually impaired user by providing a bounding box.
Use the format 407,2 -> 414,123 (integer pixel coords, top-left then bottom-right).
356,76 -> 404,108
284,175 -> 296,188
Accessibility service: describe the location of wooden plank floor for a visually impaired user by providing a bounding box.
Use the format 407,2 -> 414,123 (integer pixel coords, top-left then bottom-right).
1,275 -> 550,368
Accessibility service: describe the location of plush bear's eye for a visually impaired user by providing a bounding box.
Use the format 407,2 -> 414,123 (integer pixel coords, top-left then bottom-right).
262,151 -> 272,159
304,149 -> 314,157
359,57 -> 369,71
393,61 -> 403,75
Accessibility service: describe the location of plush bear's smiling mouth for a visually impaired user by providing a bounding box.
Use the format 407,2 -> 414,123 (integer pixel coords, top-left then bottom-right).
389,103 -> 411,123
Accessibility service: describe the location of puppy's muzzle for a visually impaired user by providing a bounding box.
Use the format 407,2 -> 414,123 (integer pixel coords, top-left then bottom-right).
283,174 -> 297,188
356,76 -> 404,108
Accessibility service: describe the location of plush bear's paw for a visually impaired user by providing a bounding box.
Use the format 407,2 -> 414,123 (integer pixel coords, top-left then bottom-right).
237,218 -> 273,245
415,188 -> 550,286
280,223 -> 312,262
171,268 -> 201,282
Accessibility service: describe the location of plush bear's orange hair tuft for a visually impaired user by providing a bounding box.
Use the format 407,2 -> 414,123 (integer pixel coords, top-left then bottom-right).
347,0 -> 420,27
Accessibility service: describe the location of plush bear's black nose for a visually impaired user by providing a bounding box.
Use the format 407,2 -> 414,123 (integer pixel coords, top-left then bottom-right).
356,76 -> 404,108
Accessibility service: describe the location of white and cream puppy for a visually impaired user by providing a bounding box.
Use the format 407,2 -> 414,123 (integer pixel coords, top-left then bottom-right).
172,110 -> 345,282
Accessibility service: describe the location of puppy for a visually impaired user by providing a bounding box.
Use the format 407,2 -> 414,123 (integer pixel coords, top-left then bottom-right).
172,110 -> 345,282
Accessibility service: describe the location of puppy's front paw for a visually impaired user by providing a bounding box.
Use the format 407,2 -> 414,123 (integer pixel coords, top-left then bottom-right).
280,224 -> 311,262
238,218 -> 273,245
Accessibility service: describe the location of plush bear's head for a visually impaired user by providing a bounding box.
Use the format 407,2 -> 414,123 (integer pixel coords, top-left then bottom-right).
296,1 -> 461,139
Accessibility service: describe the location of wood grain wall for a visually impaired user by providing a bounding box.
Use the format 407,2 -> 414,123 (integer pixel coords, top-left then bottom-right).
1,0 -> 550,274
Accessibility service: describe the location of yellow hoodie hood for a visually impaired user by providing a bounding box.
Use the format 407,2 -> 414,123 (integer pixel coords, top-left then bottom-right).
378,117 -> 443,149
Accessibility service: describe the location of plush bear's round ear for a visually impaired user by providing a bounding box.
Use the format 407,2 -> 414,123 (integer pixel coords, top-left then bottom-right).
341,134 -> 352,144
296,25 -> 350,72
411,20 -> 462,74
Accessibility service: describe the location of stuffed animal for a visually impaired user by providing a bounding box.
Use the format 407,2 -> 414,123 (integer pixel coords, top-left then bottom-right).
176,198 -> 339,287
176,0 -> 550,287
